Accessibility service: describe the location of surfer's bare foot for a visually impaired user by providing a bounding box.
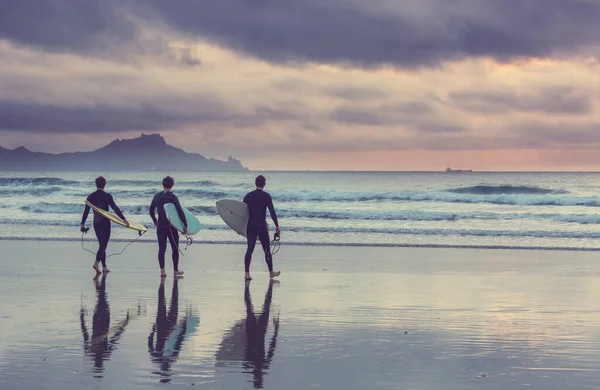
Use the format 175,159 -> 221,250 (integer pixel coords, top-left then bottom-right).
160,269 -> 167,278
92,263 -> 101,274
270,271 -> 281,279
174,270 -> 184,277
102,267 -> 110,274
245,273 -> 252,281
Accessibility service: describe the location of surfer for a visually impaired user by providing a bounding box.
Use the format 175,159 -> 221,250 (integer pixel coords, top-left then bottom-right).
149,176 -> 187,278
80,176 -> 130,274
243,175 -> 281,280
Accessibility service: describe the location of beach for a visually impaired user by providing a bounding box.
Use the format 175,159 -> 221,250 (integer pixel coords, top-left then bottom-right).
2,240 -> 600,389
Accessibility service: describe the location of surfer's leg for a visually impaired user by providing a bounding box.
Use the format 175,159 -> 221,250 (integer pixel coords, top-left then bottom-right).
92,225 -> 102,273
94,221 -> 110,271
157,226 -> 168,276
102,223 -> 111,273
257,226 -> 273,272
167,228 -> 182,274
245,225 -> 258,279
92,224 -> 102,274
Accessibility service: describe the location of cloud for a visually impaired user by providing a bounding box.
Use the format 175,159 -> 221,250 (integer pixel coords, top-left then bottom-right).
0,0 -> 132,53
325,86 -> 389,102
0,0 -> 202,67
2,10 -> 600,170
2,1 -> 600,69
0,99 -> 318,134
330,102 -> 462,133
448,86 -> 594,115
137,0 -> 600,68
0,101 -> 199,133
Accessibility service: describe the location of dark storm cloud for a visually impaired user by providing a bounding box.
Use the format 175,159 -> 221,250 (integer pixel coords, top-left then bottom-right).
3,0 -> 600,67
0,100 -> 309,133
448,86 -> 594,115
0,0 -> 133,53
0,101 -> 203,133
137,0 -> 600,67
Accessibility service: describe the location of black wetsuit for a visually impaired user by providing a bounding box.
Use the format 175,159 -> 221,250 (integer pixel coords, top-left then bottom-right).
81,190 -> 126,267
149,191 -> 187,271
243,189 -> 279,273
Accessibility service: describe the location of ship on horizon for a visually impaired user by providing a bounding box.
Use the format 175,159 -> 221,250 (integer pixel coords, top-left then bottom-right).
445,167 -> 473,172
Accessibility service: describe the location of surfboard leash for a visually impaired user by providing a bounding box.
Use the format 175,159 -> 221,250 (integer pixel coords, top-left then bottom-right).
270,233 -> 281,255
168,226 -> 193,257
81,227 -> 147,258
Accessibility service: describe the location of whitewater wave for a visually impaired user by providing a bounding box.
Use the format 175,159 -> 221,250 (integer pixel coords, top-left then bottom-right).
2,236 -> 599,251
447,185 -> 568,195
108,179 -> 220,187
14,201 -> 600,225
19,202 -> 218,217
0,177 -> 79,186
3,218 -> 600,240
3,180 -> 599,208
77,187 -> 600,207
0,186 -> 64,196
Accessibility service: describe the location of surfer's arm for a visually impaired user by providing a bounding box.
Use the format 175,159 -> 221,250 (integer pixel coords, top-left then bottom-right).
108,195 -> 127,221
80,204 -> 91,226
149,198 -> 158,225
267,195 -> 279,227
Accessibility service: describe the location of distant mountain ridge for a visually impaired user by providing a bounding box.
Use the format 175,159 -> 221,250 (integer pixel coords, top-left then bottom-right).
0,133 -> 249,171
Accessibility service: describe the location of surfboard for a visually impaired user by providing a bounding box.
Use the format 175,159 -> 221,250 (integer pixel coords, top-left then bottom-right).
164,203 -> 201,235
85,200 -> 147,232
215,199 -> 269,238
216,199 -> 249,237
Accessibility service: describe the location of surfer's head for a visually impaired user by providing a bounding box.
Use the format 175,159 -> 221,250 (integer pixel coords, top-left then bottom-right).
162,176 -> 175,191
95,176 -> 106,189
255,175 -> 266,189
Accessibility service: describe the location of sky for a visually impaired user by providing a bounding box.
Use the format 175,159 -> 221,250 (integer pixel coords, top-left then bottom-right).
1,0 -> 600,171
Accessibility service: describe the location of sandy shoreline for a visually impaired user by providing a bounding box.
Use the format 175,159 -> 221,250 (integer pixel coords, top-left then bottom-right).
2,240 -> 600,389
2,235 -> 600,252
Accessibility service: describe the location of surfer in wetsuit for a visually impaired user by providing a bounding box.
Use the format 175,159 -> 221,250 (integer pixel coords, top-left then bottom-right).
80,176 -> 129,274
243,175 -> 281,280
149,176 -> 187,278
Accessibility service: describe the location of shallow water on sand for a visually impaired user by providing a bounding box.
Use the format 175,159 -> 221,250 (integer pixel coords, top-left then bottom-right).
2,242 -> 600,389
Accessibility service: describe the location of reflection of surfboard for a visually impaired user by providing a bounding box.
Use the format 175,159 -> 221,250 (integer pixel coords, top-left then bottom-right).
164,203 -> 201,235
163,314 -> 200,356
216,199 -> 269,238
85,200 -> 147,232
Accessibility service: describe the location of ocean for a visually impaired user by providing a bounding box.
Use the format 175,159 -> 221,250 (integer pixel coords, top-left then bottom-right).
2,171 -> 600,250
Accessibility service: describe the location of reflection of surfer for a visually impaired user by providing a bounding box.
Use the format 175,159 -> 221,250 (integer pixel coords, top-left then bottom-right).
80,273 -> 131,377
80,176 -> 130,274
216,280 -> 280,389
148,277 -> 190,383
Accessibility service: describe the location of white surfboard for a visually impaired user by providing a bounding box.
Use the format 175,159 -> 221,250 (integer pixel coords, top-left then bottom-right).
216,199 -> 270,238
216,199 -> 249,237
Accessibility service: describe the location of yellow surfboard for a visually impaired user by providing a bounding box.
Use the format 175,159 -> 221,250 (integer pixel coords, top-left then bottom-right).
85,200 -> 148,233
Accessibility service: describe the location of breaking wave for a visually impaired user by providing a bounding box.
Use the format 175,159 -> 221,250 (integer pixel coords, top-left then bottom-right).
447,185 -> 568,195
3,218 -> 600,240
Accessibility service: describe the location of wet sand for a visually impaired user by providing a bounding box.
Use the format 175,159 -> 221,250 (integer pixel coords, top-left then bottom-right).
1,240 -> 600,389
